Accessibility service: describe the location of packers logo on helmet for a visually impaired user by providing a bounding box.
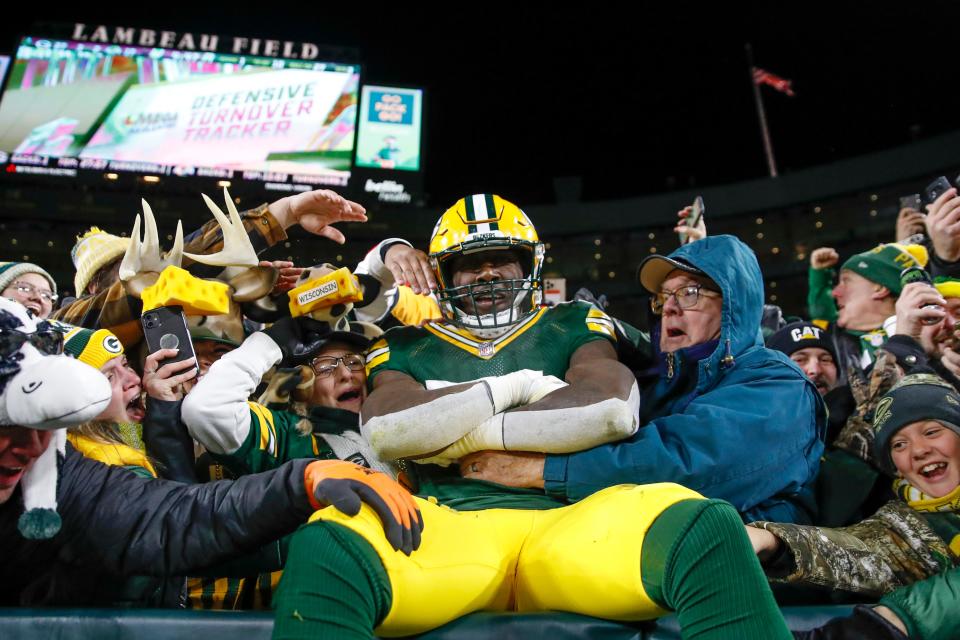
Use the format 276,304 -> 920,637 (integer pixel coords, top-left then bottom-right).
429,194 -> 545,336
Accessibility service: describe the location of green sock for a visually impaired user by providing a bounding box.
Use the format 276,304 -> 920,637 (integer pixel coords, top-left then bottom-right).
273,522 -> 391,640
641,499 -> 791,640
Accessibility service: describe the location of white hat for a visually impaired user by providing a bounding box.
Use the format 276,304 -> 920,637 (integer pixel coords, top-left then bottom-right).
0,299 -> 111,538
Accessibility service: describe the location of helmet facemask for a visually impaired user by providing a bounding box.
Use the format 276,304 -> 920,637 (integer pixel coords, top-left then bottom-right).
433,242 -> 544,338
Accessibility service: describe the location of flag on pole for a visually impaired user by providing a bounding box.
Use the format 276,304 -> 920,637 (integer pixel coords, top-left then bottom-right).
752,67 -> 795,97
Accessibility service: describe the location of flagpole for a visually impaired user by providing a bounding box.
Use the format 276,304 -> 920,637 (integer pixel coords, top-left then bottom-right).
745,43 -> 778,178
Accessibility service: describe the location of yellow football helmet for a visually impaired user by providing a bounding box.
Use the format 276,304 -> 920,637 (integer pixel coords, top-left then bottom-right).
429,194 -> 545,334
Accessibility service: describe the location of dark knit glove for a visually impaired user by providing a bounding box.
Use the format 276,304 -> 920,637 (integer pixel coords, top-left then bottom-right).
792,605 -> 908,640
261,316 -> 329,366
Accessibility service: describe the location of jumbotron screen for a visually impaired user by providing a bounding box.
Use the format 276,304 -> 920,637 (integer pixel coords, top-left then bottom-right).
0,37 -> 360,187
355,85 -> 423,172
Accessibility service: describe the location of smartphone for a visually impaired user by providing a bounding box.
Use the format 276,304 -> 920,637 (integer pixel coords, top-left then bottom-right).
141,305 -> 199,374
679,195 -> 705,245
924,176 -> 953,204
900,267 -> 944,325
899,194 -> 923,212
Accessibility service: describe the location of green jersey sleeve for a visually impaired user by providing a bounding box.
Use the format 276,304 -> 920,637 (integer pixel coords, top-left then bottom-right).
808,267 -> 838,323
572,301 -> 618,351
364,326 -> 417,387
211,401 -> 336,475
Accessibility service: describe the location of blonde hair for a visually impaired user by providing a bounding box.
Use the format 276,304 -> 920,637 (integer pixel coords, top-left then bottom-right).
70,420 -> 127,446
69,420 -> 159,474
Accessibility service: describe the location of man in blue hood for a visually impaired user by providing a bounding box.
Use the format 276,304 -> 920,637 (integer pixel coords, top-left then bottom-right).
471,235 -> 825,524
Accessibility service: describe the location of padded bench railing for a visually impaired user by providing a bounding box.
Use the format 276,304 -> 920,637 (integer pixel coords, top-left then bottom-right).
0,606 -> 856,639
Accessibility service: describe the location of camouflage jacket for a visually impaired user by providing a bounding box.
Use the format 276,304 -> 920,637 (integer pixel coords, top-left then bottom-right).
831,348 -> 901,463
753,499 -> 959,597
814,350 -> 903,527
53,203 -> 286,347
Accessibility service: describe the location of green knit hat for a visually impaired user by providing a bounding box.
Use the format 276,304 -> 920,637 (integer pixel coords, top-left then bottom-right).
841,243 -> 928,295
872,373 -> 960,476
62,326 -> 125,370
0,262 -> 57,296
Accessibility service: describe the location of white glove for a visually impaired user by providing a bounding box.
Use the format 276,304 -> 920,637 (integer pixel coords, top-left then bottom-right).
426,369 -> 547,414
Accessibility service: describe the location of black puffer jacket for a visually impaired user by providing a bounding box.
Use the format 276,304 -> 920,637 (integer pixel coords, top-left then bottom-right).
0,444 -> 312,606
143,398 -> 200,483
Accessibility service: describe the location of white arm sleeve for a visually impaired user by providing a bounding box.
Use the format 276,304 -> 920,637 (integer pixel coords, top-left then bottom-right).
361,368 -> 548,461
361,382 -> 495,461
353,238 -> 411,288
503,380 -> 640,450
426,381 -> 641,463
180,332 -> 282,455
352,238 -> 411,323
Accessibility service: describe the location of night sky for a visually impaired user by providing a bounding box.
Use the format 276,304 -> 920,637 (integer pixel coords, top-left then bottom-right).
1,3 -> 957,208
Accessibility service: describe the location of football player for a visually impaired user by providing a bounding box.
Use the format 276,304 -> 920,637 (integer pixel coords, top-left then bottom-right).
272,195 -> 791,639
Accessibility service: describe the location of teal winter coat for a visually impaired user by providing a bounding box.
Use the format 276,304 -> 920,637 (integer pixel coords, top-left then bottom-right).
543,235 -> 826,524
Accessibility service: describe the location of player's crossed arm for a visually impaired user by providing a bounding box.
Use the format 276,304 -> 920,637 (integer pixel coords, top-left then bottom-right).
362,340 -> 639,465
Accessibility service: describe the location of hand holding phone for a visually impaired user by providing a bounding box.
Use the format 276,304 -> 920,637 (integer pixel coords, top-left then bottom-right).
896,195 -> 927,241
924,176 -> 953,205
677,196 -> 705,245
899,267 -> 945,326
141,305 -> 199,376
924,178 -> 960,262
899,194 -> 923,212
142,348 -> 198,401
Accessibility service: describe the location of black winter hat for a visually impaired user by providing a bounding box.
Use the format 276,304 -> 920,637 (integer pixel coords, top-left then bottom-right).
766,321 -> 838,363
872,373 -> 960,476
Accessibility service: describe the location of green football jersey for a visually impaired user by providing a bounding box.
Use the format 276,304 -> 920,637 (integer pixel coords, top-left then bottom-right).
367,301 -> 616,510
211,401 -> 340,475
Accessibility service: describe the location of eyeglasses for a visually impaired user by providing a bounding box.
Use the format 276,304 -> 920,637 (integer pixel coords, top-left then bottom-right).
310,354 -> 365,378
11,282 -> 58,303
650,284 -> 719,315
0,326 -> 64,358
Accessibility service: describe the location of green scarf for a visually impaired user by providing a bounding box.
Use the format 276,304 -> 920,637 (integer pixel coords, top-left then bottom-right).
116,421 -> 145,452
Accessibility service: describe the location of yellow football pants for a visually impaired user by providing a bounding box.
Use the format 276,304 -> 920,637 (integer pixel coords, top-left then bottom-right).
309,482 -> 703,637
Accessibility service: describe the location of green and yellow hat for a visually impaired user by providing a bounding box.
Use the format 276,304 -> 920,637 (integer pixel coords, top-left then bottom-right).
934,277 -> 960,299
841,243 -> 928,295
63,326 -> 125,370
